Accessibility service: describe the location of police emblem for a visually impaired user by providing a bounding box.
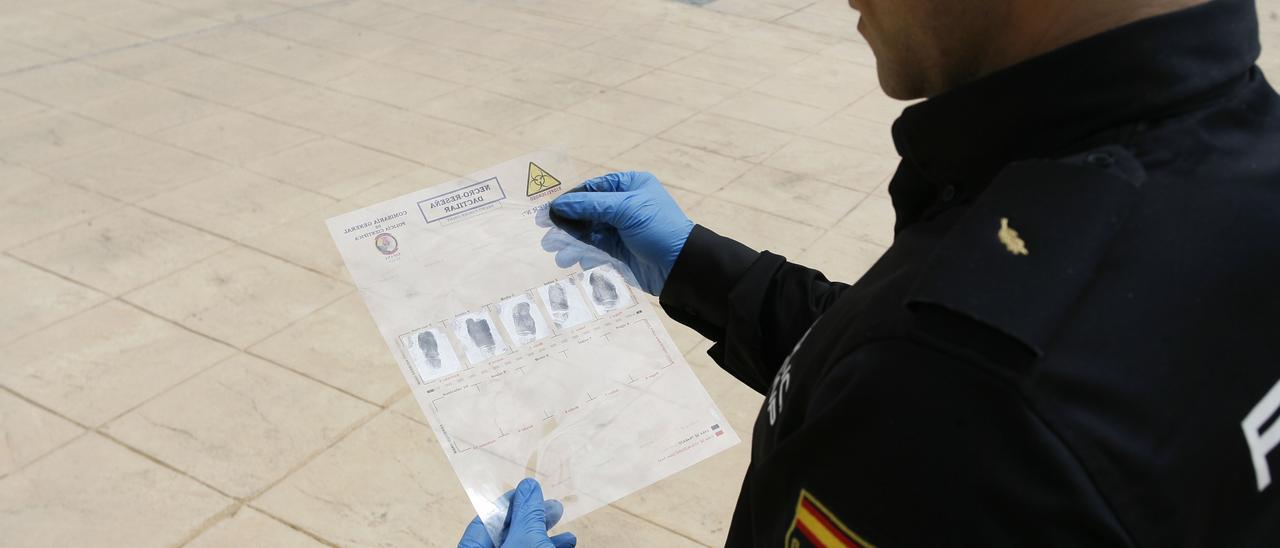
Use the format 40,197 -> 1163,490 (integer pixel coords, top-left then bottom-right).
785,489 -> 874,548
374,232 -> 398,255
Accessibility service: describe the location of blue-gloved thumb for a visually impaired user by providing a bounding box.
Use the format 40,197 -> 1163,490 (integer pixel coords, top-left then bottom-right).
509,478 -> 549,534
550,191 -> 625,224
550,532 -> 577,548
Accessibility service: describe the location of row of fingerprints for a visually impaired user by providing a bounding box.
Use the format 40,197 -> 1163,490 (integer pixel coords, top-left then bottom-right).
399,265 -> 637,382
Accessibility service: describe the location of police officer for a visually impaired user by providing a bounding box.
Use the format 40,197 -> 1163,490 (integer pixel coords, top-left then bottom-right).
459,0 -> 1280,545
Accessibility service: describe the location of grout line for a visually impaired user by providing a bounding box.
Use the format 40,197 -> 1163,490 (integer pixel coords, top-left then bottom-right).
240,504 -> 344,547
608,503 -> 718,547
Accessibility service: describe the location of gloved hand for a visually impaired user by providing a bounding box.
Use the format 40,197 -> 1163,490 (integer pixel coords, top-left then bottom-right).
541,171 -> 693,296
458,478 -> 577,548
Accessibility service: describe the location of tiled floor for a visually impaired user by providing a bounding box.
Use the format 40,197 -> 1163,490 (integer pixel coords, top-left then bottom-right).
1,0 -> 1278,546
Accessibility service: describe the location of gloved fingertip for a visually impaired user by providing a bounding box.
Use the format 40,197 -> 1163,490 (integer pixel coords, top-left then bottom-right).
550,531 -> 577,548
516,477 -> 538,499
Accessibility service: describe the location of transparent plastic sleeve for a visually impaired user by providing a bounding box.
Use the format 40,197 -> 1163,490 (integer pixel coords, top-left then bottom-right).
325,150 -> 740,544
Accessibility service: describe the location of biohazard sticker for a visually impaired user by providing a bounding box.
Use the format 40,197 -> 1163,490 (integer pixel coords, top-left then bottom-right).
785,489 -> 874,548
527,161 -> 562,197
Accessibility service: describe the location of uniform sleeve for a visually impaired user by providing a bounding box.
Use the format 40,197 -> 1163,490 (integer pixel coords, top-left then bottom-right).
659,225 -> 850,394
755,338 -> 1132,547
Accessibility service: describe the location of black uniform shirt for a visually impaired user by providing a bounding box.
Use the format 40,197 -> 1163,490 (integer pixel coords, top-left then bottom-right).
659,0 -> 1280,545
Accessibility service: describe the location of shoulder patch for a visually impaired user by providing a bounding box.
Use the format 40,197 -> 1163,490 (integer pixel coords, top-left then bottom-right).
785,489 -> 875,548
906,149 -> 1144,361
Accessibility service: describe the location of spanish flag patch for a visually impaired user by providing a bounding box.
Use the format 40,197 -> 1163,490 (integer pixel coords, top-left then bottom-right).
784,489 -> 874,548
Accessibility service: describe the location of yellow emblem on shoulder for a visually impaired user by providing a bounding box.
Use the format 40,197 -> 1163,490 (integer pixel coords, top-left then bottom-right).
785,489 -> 875,548
998,217 -> 1029,256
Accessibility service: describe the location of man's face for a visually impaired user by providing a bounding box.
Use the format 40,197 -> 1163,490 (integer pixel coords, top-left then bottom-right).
851,0 -> 1009,99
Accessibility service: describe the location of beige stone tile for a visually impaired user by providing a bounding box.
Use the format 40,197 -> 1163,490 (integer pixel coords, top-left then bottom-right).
161,59 -> 311,107
236,201 -> 351,283
0,256 -> 106,345
805,109 -> 897,157
609,138 -> 753,195
710,91 -> 832,133
753,55 -> 880,110
239,42 -> 369,84
86,43 -> 210,81
155,110 -> 320,166
820,40 -> 877,68
661,113 -> 794,163
571,505 -> 707,547
337,108 -> 491,164
0,110 -> 128,167
797,229 -> 887,285
582,35 -> 695,67
49,0 -> 158,19
1,11 -> 141,57
74,82 -> 225,134
375,42 -> 515,86
705,0 -> 794,20
705,36 -> 813,72
0,434 -> 230,547
0,90 -> 47,121
452,5 -> 608,48
307,0 -> 421,29
95,1 -> 222,38
250,293 -> 405,405
529,49 -> 653,87
254,410 -> 477,547
250,11 -> 413,59
833,194 -> 895,246
245,88 -> 398,136
664,185 -> 708,212
245,138 -> 419,199
0,300 -> 235,426
0,62 -> 139,108
480,67 -> 609,110
0,164 -> 118,250
763,137 -> 899,192
777,6 -> 861,38
421,135 -> 539,177
173,26 -> 296,62
623,69 -> 741,110
688,197 -> 825,257
123,246 -> 349,348
846,89 -> 915,126
37,136 -> 230,203
188,507 -> 327,548
328,64 -> 460,109
713,165 -> 866,228
138,168 -> 333,242
621,21 -> 726,51
0,40 -> 60,74
388,392 -> 426,425
0,390 -> 83,477
104,354 -> 375,497
151,0 -> 293,22
665,52 -> 776,88
610,433 -> 749,547
568,90 -> 697,135
11,206 -> 231,295
416,88 -> 552,134
731,18 -> 843,53
345,164 -> 463,205
509,111 -> 649,166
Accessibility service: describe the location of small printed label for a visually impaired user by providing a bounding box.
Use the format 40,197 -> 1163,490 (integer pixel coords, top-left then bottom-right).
418,178 -> 506,223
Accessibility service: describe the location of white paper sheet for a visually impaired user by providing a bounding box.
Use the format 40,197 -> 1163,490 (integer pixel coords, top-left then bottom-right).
326,150 -> 740,543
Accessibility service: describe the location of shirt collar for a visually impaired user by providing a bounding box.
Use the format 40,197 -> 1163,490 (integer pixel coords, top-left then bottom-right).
890,0 -> 1261,194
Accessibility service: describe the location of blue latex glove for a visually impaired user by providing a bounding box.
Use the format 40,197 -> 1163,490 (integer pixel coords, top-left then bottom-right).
541,171 -> 694,296
458,478 -> 577,548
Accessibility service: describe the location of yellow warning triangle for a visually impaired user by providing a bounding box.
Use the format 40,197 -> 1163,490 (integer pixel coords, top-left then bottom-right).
527,162 -> 562,197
